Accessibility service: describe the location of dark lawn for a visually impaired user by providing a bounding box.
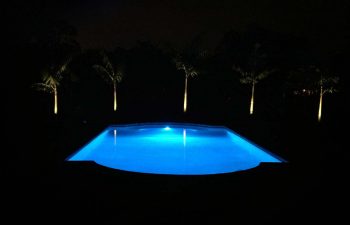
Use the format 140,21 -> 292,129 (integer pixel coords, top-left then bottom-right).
5,95 -> 346,225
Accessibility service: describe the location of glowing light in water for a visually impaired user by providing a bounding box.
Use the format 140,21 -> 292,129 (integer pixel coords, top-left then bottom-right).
183,128 -> 187,171
183,129 -> 186,147
164,126 -> 171,131
67,124 -> 285,175
114,129 -> 117,145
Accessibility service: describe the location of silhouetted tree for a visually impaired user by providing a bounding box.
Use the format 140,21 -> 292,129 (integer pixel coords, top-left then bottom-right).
174,57 -> 199,112
93,51 -> 124,111
290,66 -> 339,122
32,57 -> 71,114
233,43 -> 274,115
316,69 -> 339,122
172,34 -> 208,113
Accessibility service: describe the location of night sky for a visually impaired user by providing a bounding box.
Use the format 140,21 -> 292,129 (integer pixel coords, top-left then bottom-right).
7,0 -> 350,54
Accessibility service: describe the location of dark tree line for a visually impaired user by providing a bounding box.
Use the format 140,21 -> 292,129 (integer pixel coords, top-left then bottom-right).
7,17 -> 345,123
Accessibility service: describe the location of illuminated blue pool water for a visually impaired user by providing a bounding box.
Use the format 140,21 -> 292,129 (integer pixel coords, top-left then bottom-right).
66,123 -> 285,175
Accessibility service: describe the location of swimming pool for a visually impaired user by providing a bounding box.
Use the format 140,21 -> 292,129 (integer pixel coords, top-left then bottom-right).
66,123 -> 285,175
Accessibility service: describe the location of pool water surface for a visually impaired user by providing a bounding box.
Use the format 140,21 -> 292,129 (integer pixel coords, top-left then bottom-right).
66,123 -> 285,175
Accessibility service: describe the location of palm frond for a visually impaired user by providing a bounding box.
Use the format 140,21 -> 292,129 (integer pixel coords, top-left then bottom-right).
321,76 -> 339,94
239,75 -> 254,84
187,66 -> 199,77
93,64 -> 110,76
256,69 -> 274,81
173,55 -> 184,69
105,59 -> 115,77
174,51 -> 201,78
232,65 -> 244,75
32,83 -> 54,93
42,70 -> 60,87
99,51 -> 115,76
93,64 -> 113,83
93,53 -> 124,84
114,66 -> 124,82
234,64 -> 273,85
323,76 -> 339,84
57,56 -> 72,76
325,87 -> 337,94
233,65 -> 254,84
176,62 -> 185,71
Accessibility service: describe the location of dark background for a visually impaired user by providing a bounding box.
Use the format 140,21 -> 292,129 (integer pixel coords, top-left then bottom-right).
4,1 -> 349,224
5,0 -> 350,52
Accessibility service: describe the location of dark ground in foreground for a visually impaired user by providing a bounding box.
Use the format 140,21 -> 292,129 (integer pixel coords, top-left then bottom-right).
5,96 -> 347,225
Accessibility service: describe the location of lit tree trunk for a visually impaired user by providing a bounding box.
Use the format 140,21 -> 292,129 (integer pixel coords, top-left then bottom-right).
54,87 -> 58,115
318,86 -> 323,122
184,76 -> 188,112
113,83 -> 117,111
250,82 -> 255,115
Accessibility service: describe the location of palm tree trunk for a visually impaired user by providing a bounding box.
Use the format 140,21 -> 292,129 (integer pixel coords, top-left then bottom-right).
318,88 -> 323,122
250,83 -> 255,115
54,87 -> 58,115
184,76 -> 188,112
113,83 -> 117,111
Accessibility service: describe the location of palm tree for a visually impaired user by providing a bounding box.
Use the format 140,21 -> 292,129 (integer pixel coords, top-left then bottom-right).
174,59 -> 199,112
232,42 -> 273,115
32,58 -> 71,114
93,52 -> 123,111
314,68 -> 339,122
171,33 -> 209,113
289,66 -> 339,122
233,66 -> 273,115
